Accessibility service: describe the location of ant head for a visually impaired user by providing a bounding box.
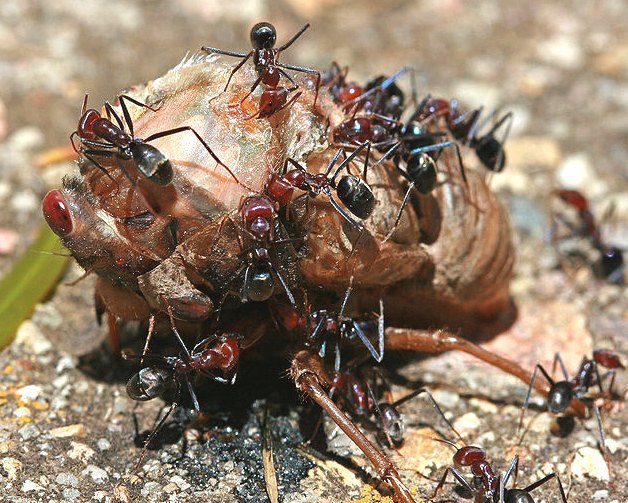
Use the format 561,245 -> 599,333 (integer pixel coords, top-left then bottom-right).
250,22 -> 276,50
503,489 -> 534,503
126,367 -> 171,401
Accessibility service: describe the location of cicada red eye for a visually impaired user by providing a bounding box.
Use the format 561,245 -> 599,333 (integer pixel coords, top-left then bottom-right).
42,190 -> 74,237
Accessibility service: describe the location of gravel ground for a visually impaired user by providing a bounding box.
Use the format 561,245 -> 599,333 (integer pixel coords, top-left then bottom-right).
0,1 -> 626,502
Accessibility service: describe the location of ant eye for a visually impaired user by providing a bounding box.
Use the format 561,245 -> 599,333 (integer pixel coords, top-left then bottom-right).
126,367 -> 166,401
250,22 -> 276,50
42,190 -> 74,237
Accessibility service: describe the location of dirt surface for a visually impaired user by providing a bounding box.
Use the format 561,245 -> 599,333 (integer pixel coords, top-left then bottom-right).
0,1 -> 626,502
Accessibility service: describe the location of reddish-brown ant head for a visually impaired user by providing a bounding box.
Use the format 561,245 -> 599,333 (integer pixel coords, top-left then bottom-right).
593,349 -> 624,370
337,83 -> 362,105
77,109 -> 101,140
334,117 -> 372,144
241,195 -> 274,225
42,190 -> 74,237
250,22 -> 276,50
453,445 -> 486,468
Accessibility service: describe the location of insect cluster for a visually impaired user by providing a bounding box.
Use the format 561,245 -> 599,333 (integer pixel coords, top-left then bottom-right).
40,22 -> 623,502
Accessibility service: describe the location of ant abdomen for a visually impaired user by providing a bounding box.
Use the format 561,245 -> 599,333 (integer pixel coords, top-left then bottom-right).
126,367 -> 174,401
336,175 -> 376,219
129,142 -> 174,185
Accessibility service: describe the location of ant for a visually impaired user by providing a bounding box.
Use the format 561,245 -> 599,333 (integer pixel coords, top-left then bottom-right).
305,277 -> 384,372
335,90 -> 465,239
232,194 -> 298,306
202,22 -> 321,115
418,96 -> 513,173
518,350 -> 624,475
123,323 -> 242,474
428,395 -> 568,502
553,189 -> 624,283
72,94 -> 243,189
267,141 -> 376,229
331,366 -> 459,450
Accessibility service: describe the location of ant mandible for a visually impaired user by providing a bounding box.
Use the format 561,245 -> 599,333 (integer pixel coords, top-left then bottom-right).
202,21 -> 321,110
73,94 -> 244,188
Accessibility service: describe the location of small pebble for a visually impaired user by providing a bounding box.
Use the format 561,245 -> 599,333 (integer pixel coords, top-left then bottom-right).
55,356 -> 77,373
0,228 -> 19,254
141,481 -> 161,497
93,490 -> 108,501
170,474 -> 191,491
570,447 -> 610,481
82,464 -> 109,484
593,490 -> 609,500
15,384 -> 42,402
50,423 -> 86,438
430,389 -> 460,409
96,438 -> 111,451
1,457 -> 23,479
55,472 -> 79,487
21,480 -> 45,492
14,321 -> 53,355
18,423 -> 40,440
14,406 -> 31,418
63,488 -> 81,500
68,441 -> 95,462
163,482 -> 180,494
468,398 -> 498,415
537,35 -> 584,69
452,412 -> 481,437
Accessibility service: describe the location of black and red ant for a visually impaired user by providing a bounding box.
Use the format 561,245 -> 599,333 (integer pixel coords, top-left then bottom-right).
266,141 -> 376,229
305,277 -> 384,372
518,349 -> 624,475
123,324 -> 243,474
234,194 -> 298,306
553,189 -> 624,283
330,368 -> 458,450
202,22 -> 321,116
428,396 -> 568,502
418,96 -> 513,173
72,94 -> 241,188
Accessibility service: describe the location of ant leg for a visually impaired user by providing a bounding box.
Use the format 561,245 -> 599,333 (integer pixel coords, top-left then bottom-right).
240,74 -> 264,104
222,51 -> 253,92
393,387 -> 464,443
523,472 -> 567,503
517,364 -> 554,437
199,48 -> 252,91
130,397 -> 179,477
329,141 -> 370,183
163,301 -> 193,360
143,126 -> 251,190
139,313 -> 156,366
279,64 -> 321,105
184,375 -> 200,412
501,455 -> 519,497
277,23 -> 310,52
593,403 -> 612,479
383,182 -> 415,243
115,95 -> 160,136
290,350 -> 416,503
552,352 -> 570,382
271,265 -> 297,307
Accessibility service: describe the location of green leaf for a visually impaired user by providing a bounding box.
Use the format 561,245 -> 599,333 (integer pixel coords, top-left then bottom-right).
0,222 -> 70,348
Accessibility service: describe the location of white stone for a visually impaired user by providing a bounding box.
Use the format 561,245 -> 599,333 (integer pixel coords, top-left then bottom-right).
570,447 -> 610,481
15,384 -> 41,401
